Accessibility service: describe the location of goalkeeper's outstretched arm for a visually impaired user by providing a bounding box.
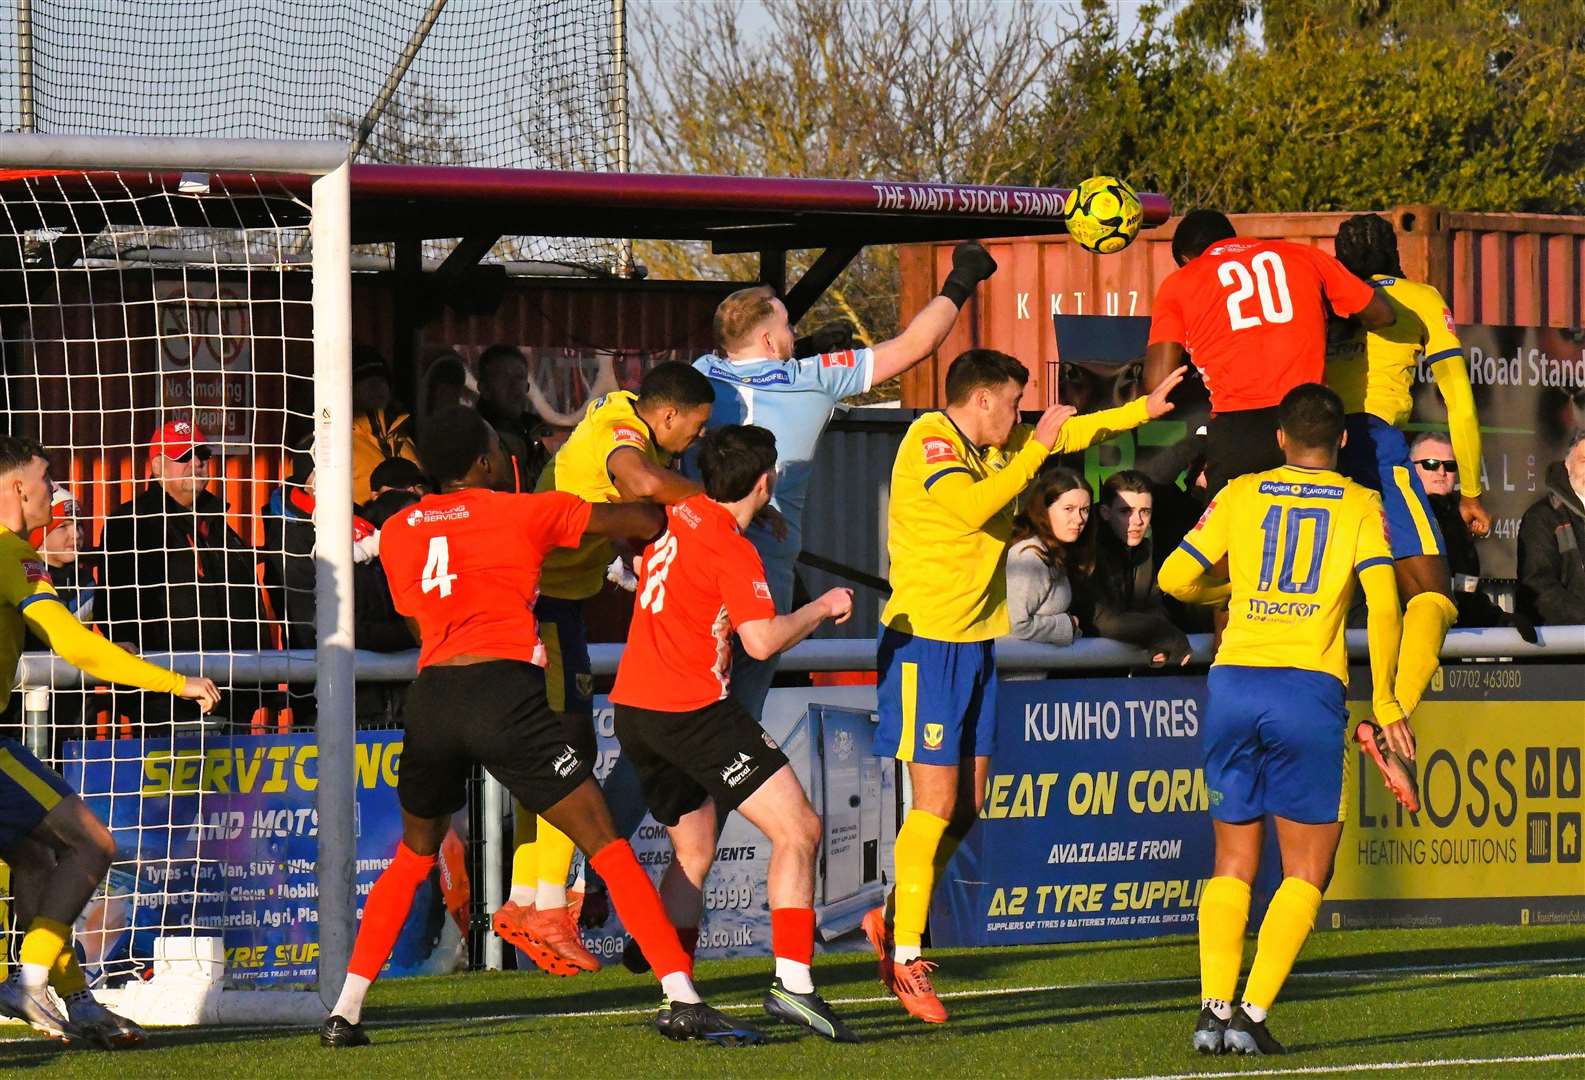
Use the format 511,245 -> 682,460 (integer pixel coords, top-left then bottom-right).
22,598 -> 221,712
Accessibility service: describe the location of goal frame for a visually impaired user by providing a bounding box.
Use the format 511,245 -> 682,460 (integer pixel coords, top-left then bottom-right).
0,133 -> 355,1017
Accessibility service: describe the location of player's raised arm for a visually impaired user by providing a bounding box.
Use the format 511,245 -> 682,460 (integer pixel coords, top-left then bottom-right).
22,600 -> 221,712
608,445 -> 702,504
1049,366 -> 1186,454
736,588 -> 852,661
928,402 -> 1075,529
1422,315 -> 1489,533
869,242 -> 998,385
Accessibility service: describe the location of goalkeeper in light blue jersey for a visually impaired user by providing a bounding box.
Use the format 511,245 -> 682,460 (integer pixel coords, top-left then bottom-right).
689,242 -> 998,720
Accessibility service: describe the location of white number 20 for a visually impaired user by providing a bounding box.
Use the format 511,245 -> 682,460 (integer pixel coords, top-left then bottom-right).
1219,250 -> 1294,330
421,535 -> 458,597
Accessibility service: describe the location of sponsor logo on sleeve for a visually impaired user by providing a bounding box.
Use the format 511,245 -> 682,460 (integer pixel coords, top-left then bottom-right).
22,559 -> 50,583
1193,500 -> 1217,531
820,349 -> 857,369
922,437 -> 958,465
1443,308 -> 1456,334
611,424 -> 648,449
753,580 -> 772,600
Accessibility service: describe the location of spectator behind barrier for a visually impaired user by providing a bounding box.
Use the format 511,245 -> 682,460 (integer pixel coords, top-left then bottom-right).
1006,466 -> 1092,649
422,349 -> 478,418
476,343 -> 548,492
352,346 -> 420,504
28,482 -> 93,626
99,421 -> 267,655
1090,470 -> 1193,666
1411,432 -> 1509,629
1517,430 -> 1585,627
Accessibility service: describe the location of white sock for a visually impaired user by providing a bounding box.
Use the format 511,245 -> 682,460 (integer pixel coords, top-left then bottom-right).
507,884 -> 536,906
20,962 -> 49,991
774,957 -> 814,994
1240,1001 -> 1268,1023
659,971 -> 702,1005
893,944 -> 922,965
332,973 -> 373,1025
537,880 -> 568,910
1203,997 -> 1232,1021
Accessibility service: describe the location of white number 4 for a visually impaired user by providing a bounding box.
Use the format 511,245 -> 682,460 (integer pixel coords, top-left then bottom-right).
421,535 -> 458,597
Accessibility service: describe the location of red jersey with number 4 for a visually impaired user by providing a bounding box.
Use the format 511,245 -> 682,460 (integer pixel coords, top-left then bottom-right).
611,494 -> 777,712
381,488 -> 592,670
1147,238 -> 1376,413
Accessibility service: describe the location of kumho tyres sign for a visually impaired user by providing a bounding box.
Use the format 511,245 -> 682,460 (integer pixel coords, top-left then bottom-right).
929,676 -> 1282,947
1326,662 -> 1585,929
930,666 -> 1584,948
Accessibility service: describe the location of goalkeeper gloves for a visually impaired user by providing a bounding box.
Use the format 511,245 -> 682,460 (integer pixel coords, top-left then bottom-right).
939,240 -> 998,307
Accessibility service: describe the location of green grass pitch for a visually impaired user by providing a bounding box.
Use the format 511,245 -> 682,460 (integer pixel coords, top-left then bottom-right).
5,924 -> 1582,1077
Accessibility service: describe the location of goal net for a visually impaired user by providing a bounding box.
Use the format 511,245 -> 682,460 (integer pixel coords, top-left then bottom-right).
5,0 -> 628,270
0,136 -> 358,1024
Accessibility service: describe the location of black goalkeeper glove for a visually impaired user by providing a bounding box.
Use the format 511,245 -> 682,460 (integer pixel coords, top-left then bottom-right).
939,240 -> 998,307
793,320 -> 856,358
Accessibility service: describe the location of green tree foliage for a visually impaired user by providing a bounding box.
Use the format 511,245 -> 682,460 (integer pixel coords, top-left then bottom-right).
1030,0 -> 1585,214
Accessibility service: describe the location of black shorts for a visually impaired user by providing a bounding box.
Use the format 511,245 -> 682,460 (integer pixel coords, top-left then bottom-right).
1204,405 -> 1285,495
399,660 -> 594,819
613,697 -> 789,827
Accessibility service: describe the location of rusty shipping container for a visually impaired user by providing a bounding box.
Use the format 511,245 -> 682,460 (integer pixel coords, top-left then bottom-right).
898,206 -> 1585,409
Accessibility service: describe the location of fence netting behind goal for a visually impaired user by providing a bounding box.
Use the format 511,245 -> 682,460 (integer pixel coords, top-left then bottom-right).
3,0 -> 625,269
0,169 -> 319,988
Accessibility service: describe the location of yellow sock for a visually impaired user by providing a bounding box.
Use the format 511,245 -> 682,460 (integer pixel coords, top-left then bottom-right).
1395,592 -> 1457,717
933,829 -> 966,882
892,810 -> 950,949
536,818 -> 576,908
20,917 -> 71,974
1197,876 -> 1251,1005
1241,877 -> 1323,1012
509,801 -> 537,903
50,945 -> 88,997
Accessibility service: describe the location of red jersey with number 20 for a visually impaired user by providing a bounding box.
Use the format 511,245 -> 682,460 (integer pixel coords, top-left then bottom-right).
611,494 -> 777,712
381,488 -> 592,670
1147,238 -> 1376,413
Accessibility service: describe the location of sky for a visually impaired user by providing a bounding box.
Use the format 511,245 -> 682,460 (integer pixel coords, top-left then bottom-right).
0,0 -> 1160,155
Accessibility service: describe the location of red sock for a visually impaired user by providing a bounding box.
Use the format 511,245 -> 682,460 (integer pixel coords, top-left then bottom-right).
678,926 -> 700,960
347,842 -> 436,981
771,907 -> 815,966
591,840 -> 692,979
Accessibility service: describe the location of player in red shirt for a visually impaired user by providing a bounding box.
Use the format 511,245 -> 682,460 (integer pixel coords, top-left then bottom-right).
1143,209 -> 1394,494
611,425 -> 857,1042
320,406 -> 762,1049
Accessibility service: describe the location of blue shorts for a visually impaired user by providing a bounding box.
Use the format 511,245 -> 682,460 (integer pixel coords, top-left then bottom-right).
0,738 -> 74,853
534,595 -> 593,718
1338,413 -> 1444,560
873,627 -> 997,764
1203,666 -> 1351,825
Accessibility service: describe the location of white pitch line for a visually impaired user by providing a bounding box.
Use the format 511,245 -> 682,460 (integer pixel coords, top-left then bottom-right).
1119,1050 -> 1585,1080
0,953 -> 1579,1044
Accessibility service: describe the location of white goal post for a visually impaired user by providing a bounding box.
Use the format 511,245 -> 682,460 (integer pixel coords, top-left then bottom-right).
0,134 -> 353,1023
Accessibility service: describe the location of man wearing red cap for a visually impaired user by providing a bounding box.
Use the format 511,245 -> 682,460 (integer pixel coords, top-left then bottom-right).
97,420 -> 268,721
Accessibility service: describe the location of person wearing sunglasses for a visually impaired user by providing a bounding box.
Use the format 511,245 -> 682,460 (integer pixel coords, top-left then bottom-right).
97,420 -> 268,722
1411,433 -> 1507,629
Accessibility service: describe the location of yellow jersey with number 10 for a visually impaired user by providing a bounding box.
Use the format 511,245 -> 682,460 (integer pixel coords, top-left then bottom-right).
536,391 -> 669,601
1176,464 -> 1392,684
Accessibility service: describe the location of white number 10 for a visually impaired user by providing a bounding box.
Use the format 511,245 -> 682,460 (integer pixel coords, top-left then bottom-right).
1219,250 -> 1294,330
421,535 -> 457,597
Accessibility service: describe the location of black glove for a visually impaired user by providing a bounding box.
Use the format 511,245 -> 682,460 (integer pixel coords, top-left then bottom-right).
792,320 -> 856,358
939,241 -> 998,307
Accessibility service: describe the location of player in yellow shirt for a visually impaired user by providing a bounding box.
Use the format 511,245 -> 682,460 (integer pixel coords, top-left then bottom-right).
863,349 -> 1185,1023
1329,214 -> 1490,800
493,362 -> 713,974
0,435 -> 220,1046
1158,384 -> 1413,1056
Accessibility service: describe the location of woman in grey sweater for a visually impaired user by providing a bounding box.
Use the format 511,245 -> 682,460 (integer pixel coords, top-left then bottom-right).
1007,467 -> 1093,645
